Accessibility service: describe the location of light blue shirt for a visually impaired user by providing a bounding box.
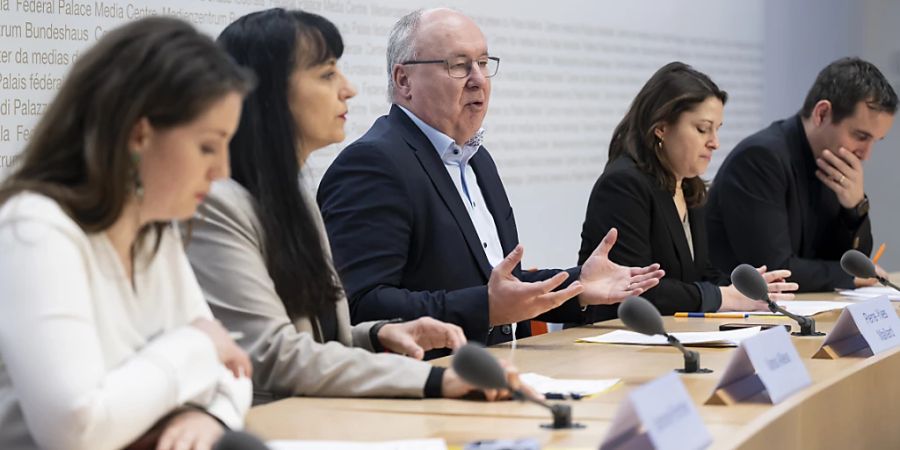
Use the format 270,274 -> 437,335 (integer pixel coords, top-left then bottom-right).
398,106 -> 504,267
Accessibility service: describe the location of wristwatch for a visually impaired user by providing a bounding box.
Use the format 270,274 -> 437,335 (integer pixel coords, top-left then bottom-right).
843,195 -> 870,223
369,318 -> 404,352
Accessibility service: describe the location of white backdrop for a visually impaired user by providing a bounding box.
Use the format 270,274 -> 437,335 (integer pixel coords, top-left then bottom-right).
0,0 -> 764,268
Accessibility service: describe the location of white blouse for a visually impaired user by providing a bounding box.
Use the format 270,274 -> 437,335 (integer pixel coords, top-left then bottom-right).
0,193 -> 250,450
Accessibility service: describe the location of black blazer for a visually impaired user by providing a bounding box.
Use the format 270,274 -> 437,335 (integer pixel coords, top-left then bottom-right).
578,156 -> 726,320
706,115 -> 872,291
318,105 -> 594,350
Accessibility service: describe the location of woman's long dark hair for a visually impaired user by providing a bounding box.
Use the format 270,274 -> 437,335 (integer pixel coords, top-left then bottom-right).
608,62 -> 727,207
0,17 -> 253,247
217,9 -> 343,321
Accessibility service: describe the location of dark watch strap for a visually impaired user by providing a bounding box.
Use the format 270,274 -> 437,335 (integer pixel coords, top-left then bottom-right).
842,195 -> 869,224
369,318 -> 404,353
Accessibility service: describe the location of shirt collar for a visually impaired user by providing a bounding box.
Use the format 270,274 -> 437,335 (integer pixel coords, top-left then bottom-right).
398,105 -> 483,165
787,114 -> 817,178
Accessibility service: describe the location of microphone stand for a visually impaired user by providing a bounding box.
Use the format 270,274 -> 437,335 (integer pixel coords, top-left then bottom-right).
511,389 -> 584,429
664,334 -> 712,373
762,296 -> 824,336
876,276 -> 900,292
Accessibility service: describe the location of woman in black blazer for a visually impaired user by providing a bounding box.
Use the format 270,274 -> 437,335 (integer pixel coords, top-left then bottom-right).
579,62 -> 798,319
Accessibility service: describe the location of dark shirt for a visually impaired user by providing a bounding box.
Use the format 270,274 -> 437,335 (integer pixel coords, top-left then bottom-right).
706,115 -> 872,291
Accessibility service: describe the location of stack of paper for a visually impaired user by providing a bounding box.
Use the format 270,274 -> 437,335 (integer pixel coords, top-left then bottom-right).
578,326 -> 762,347
267,439 -> 446,450
519,373 -> 620,398
838,286 -> 900,301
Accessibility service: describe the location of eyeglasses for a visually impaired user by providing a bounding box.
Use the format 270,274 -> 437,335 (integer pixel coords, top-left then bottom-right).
401,56 -> 500,78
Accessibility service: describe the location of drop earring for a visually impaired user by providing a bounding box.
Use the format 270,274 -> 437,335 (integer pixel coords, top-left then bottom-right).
131,152 -> 144,200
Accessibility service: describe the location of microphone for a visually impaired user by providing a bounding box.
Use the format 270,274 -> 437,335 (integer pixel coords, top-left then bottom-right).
730,264 -> 822,336
213,431 -> 270,450
617,296 -> 711,373
841,249 -> 900,291
451,343 -> 583,429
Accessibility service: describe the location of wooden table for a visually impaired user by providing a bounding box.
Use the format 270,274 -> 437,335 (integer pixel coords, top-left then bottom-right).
247,283 -> 900,449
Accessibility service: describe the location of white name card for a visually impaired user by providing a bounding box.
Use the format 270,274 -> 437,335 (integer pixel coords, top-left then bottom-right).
600,372 -> 711,450
707,326 -> 811,405
814,296 -> 900,359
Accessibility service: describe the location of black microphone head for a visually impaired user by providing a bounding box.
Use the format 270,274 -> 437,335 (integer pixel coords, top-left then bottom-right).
618,296 -> 666,336
841,249 -> 877,279
451,343 -> 510,390
730,264 -> 769,301
213,431 -> 269,450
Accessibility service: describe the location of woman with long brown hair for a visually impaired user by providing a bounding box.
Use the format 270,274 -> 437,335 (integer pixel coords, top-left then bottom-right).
578,62 -> 798,320
0,17 -> 255,450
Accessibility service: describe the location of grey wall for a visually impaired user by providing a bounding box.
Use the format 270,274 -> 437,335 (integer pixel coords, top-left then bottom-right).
763,0 -> 861,120
859,0 -> 900,272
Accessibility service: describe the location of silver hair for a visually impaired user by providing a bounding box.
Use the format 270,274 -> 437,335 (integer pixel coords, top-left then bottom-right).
386,9 -> 423,101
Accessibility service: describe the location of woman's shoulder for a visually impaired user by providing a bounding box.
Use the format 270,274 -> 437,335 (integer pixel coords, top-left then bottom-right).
191,178 -> 265,247
200,179 -> 260,228
0,192 -> 84,235
208,179 -> 256,211
604,155 -> 649,178
0,193 -> 94,267
595,156 -> 655,193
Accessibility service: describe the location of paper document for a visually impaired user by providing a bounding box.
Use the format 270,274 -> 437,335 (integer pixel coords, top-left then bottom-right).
735,300 -> 852,316
578,326 -> 761,347
267,439 -> 446,450
839,286 -> 900,301
519,373 -> 620,398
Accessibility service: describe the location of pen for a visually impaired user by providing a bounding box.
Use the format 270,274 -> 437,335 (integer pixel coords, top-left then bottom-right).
544,392 -> 584,400
873,243 -> 886,264
674,312 -> 750,319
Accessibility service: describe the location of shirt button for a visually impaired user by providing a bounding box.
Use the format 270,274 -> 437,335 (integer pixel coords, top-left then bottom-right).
483,242 -> 487,248
453,149 -> 460,155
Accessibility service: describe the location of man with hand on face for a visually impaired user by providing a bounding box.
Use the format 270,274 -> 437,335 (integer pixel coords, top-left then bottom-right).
706,57 -> 897,292
318,8 -> 664,354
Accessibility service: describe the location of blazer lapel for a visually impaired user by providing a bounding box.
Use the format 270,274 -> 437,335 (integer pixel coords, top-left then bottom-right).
390,107 -> 493,279
651,184 -> 696,279
688,206 -> 709,278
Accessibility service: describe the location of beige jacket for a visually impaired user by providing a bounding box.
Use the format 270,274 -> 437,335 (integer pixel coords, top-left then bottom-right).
185,179 -> 432,404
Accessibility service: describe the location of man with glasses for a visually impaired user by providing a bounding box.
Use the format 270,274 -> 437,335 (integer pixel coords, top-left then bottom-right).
318,8 -> 663,354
